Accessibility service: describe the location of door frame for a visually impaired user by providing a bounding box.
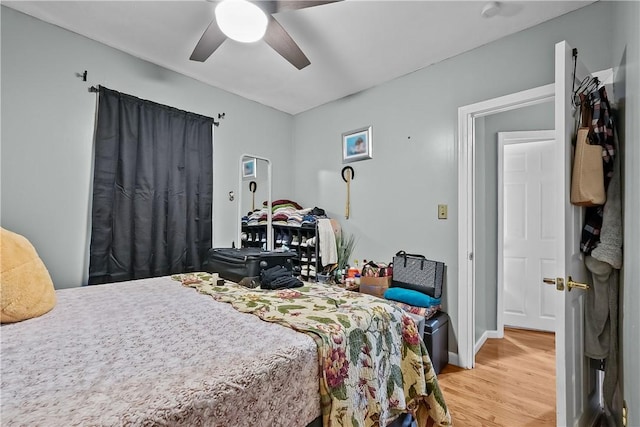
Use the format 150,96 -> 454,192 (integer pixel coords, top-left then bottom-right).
457,68 -> 612,370
497,130 -> 556,337
457,83 -> 554,369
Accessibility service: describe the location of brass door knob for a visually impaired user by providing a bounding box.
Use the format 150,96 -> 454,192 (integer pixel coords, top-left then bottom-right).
567,276 -> 589,291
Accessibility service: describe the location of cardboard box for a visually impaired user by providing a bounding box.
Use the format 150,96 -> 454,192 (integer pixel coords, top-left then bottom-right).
358,276 -> 392,298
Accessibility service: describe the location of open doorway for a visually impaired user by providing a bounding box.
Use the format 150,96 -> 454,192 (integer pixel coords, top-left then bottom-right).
473,102 -> 554,352
472,106 -> 558,425
498,130 -> 557,334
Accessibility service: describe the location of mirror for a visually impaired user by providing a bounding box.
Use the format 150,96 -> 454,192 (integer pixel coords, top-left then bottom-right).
237,154 -> 272,250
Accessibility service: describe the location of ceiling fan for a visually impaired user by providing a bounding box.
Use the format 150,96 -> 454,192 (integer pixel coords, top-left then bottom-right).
190,0 -> 341,70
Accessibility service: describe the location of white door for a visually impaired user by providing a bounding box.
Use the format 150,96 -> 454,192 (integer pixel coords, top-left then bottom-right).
554,40 -> 598,427
498,131 -> 556,333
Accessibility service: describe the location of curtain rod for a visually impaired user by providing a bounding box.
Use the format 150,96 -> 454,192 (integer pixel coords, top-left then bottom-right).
88,85 -> 225,127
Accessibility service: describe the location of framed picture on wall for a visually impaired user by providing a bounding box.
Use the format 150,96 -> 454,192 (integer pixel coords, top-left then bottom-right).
242,158 -> 257,179
342,126 -> 372,163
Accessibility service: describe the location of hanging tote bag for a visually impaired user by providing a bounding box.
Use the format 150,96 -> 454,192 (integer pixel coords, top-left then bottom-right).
570,94 -> 606,206
391,251 -> 444,298
570,128 -> 606,206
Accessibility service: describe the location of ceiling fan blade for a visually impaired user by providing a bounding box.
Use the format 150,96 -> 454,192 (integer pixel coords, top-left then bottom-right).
275,0 -> 342,12
263,16 -> 310,70
190,19 -> 227,62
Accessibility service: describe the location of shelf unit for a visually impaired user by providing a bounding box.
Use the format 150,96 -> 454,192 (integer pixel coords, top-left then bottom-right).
240,224 -> 267,248
241,224 -> 322,282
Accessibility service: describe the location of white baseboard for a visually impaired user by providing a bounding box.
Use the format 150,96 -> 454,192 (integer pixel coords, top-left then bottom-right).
448,352 -> 460,367
448,330 -> 499,368
474,333 -> 488,355
474,330 -> 501,355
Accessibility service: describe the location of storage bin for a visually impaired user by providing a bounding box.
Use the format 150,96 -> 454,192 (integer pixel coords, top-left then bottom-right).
424,311 -> 449,374
359,276 -> 391,298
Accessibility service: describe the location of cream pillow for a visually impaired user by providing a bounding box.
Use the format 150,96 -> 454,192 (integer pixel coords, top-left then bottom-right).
1,227 -> 56,323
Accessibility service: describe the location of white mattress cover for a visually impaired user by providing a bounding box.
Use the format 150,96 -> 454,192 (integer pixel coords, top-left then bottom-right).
0,276 -> 320,426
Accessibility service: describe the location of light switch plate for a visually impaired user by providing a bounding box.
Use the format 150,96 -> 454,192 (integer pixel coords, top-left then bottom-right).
438,204 -> 448,219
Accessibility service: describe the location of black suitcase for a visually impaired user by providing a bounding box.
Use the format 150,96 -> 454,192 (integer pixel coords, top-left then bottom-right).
204,248 -> 296,283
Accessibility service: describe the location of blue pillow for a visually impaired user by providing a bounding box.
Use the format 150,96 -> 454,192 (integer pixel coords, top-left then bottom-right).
383,287 -> 441,308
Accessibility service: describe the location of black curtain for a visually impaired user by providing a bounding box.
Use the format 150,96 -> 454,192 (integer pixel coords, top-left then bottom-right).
89,86 -> 214,285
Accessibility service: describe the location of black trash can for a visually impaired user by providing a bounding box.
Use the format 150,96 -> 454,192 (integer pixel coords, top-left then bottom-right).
424,311 -> 449,375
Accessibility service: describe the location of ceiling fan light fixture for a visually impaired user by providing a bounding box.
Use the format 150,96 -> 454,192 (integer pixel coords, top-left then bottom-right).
215,0 -> 268,43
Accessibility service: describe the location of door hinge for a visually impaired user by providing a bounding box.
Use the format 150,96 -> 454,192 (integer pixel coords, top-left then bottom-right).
622,400 -> 628,427
468,252 -> 473,261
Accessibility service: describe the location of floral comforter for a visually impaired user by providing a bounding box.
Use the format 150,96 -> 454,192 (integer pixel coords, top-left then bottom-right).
174,273 -> 452,427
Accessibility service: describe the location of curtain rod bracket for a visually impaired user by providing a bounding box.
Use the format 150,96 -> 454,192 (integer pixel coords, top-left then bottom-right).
213,112 -> 225,127
89,86 -> 99,93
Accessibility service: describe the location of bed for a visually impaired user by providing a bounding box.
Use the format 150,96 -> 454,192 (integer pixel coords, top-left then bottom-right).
1,274 -> 450,426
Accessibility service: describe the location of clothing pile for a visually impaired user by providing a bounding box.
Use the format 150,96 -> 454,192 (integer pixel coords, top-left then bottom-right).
241,200 -> 328,228
236,265 -> 303,290
259,265 -> 303,290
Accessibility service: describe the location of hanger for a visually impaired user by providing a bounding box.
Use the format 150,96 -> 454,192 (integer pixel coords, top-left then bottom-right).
572,76 -> 600,107
583,77 -> 600,96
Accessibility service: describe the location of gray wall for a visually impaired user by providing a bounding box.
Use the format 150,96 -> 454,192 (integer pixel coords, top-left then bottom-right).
611,1 -> 640,424
1,7 -> 294,288
292,2 -> 613,352
475,103 -> 554,343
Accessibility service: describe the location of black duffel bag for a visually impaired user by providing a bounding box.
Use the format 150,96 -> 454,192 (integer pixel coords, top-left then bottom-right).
391,250 -> 444,298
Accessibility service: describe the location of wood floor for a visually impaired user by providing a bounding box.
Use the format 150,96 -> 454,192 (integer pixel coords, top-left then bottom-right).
436,328 -> 556,426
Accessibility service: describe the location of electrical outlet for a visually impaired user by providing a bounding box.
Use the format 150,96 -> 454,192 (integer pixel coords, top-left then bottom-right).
438,204 -> 448,219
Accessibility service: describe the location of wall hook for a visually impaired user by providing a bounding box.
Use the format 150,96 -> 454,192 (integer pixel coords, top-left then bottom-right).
77,70 -> 88,81
218,113 -> 226,120
341,166 -> 355,219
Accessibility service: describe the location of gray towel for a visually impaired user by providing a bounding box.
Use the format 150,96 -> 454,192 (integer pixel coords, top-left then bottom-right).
584,256 -> 616,360
591,132 -> 623,269
586,118 -> 623,426
584,255 -> 620,427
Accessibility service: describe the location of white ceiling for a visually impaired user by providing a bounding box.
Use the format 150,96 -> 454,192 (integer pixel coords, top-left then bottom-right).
3,0 -> 594,115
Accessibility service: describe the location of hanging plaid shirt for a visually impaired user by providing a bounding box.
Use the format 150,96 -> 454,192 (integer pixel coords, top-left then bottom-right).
580,86 -> 616,254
